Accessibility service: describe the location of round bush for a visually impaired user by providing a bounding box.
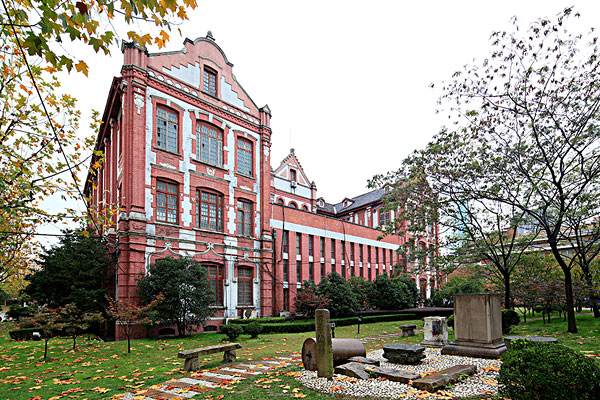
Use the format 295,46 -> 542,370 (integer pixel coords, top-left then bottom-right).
501,309 -> 520,334
244,321 -> 263,338
220,324 -> 243,341
499,342 -> 600,400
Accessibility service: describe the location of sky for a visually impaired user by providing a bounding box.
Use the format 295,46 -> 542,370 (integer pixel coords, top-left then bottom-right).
39,0 -> 600,242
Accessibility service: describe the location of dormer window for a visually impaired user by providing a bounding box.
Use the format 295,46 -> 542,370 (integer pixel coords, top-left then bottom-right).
203,66 -> 217,97
290,169 -> 297,182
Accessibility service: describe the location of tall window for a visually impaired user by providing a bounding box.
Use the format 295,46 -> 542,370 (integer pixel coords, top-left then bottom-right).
296,260 -> 302,283
237,138 -> 253,176
283,230 -> 289,253
197,190 -> 223,231
341,241 -> 346,262
309,262 -> 314,282
237,267 -> 253,305
359,244 -> 364,262
308,235 -> 314,256
295,233 -> 302,255
290,168 -> 297,182
383,249 -> 387,265
368,246 -> 372,263
379,209 -> 391,226
203,66 -> 217,96
207,265 -> 224,305
376,248 -> 379,264
320,237 -> 325,258
330,239 -> 335,260
198,123 -> 223,167
237,200 -> 253,236
156,180 -> 178,223
156,107 -> 178,153
283,259 -> 289,282
320,262 -> 325,278
350,243 -> 355,261
283,288 -> 289,311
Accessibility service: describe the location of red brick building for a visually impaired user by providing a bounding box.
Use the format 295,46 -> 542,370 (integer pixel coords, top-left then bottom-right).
85,33 -> 438,335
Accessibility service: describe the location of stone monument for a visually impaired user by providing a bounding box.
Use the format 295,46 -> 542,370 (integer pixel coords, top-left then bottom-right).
421,316 -> 448,347
315,309 -> 334,379
442,294 -> 507,358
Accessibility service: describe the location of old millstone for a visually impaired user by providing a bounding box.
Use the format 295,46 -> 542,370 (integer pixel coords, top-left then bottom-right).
347,356 -> 380,366
366,366 -> 420,383
334,362 -> 370,380
412,364 -> 477,392
382,344 -> 425,364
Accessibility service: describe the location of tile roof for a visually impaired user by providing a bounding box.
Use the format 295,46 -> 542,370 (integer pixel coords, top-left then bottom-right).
316,187 -> 386,215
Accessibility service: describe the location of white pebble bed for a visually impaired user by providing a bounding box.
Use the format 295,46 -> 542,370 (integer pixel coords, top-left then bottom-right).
297,348 -> 501,399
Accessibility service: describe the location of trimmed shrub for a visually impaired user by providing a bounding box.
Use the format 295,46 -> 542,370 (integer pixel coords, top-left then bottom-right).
7,304 -> 34,321
349,276 -> 376,310
501,309 -> 520,334
431,276 -> 483,307
499,342 -> 600,400
244,321 -> 263,338
220,324 -> 243,341
370,274 -> 413,310
9,328 -> 38,341
229,317 -> 287,325
394,274 -> 419,307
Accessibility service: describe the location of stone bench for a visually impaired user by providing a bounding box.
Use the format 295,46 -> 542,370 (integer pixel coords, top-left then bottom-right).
400,324 -> 417,337
412,364 -> 477,392
382,343 -> 425,365
178,343 -> 242,371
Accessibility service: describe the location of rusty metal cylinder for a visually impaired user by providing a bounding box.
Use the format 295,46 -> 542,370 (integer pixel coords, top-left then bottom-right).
302,338 -> 366,371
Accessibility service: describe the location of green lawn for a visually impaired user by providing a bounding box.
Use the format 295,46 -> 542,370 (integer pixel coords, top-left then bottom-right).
0,313 -> 598,400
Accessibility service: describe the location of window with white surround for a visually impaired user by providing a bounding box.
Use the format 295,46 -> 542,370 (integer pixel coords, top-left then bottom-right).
203,66 -> 217,96
237,266 -> 253,305
156,107 -> 178,153
237,137 -> 253,176
197,190 -> 223,231
156,180 -> 178,223
237,199 -> 253,236
198,122 -> 223,167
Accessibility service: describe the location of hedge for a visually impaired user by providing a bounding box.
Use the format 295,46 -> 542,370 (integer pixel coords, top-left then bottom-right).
255,313 -> 418,334
229,316 -> 287,325
9,328 -> 39,341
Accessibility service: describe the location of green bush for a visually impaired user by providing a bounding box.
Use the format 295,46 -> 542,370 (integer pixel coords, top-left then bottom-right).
501,309 -> 520,334
499,342 -> 600,400
349,276 -> 376,309
229,317 -> 287,325
220,324 -> 243,340
9,328 -> 38,341
447,314 -> 454,329
316,273 -> 360,317
370,274 -> 414,309
7,304 -> 34,321
243,321 -> 263,338
295,281 -> 329,317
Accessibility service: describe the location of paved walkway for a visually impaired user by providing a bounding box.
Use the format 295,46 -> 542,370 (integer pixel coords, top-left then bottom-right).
117,355 -> 301,400
116,331 -> 408,400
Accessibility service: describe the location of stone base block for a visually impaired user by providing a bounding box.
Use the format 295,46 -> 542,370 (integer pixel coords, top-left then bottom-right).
441,341 -> 507,359
421,339 -> 447,348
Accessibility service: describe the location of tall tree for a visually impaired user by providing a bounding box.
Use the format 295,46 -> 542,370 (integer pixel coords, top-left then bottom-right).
26,230 -> 114,313
0,0 -> 199,283
137,257 -> 214,337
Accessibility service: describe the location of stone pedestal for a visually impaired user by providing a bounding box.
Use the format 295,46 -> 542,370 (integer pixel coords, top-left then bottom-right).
442,294 -> 507,359
315,309 -> 334,379
421,317 -> 448,347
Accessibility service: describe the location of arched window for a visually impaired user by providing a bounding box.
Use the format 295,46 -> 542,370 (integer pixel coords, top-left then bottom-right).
277,198 -> 284,205
206,264 -> 224,305
302,204 -> 309,211
289,201 -> 298,209
237,266 -> 253,305
197,122 -> 223,167
196,189 -> 224,231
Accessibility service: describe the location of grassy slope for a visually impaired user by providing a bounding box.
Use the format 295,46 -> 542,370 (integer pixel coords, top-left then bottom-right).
0,314 -> 598,400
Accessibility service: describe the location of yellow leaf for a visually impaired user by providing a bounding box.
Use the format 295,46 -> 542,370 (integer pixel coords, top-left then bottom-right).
75,60 -> 89,76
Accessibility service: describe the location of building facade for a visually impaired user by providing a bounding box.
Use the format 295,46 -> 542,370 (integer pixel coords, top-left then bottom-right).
85,33 -> 438,336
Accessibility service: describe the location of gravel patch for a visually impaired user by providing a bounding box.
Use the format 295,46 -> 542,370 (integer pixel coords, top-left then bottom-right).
297,348 -> 500,399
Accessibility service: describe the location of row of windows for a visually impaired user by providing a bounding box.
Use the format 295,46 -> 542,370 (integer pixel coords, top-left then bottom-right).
156,107 -> 254,176
156,179 -> 254,235
281,231 -> 394,264
282,258 -> 392,283
208,265 -> 253,306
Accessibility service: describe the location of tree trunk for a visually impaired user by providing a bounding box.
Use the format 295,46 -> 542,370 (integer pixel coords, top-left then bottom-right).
503,273 -> 512,309
583,272 -> 600,318
563,268 -> 577,333
127,336 -> 131,353
72,336 -> 76,351
44,339 -> 49,360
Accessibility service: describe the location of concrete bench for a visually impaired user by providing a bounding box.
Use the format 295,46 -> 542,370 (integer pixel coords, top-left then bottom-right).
400,324 -> 417,337
178,343 -> 242,371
